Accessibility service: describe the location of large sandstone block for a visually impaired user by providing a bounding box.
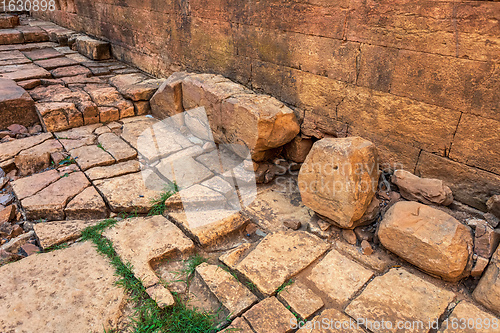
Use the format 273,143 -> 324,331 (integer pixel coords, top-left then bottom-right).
298,137 -> 379,229
74,35 -> 111,60
378,201 -> 473,281
150,72 -> 193,119
0,78 -> 39,129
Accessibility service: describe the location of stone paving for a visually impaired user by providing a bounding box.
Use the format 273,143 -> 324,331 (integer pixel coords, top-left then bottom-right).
0,13 -> 499,333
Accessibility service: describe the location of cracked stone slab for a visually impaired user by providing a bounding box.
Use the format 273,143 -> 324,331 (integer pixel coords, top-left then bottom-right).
196,263 -> 258,319
221,317 -> 254,333
120,116 -> 158,149
95,172 -> 164,213
70,144 -> 115,170
65,186 -> 108,220
438,301 -> 499,333
103,215 -> 194,289
85,160 -> 140,180
34,219 -> 101,250
21,171 -> 90,220
235,231 -> 330,296
12,165 -> 78,200
0,132 -> 52,162
345,268 -> 456,333
297,308 -> 365,333
168,210 -> 249,247
242,297 -> 295,333
97,132 -> 137,162
0,242 -> 126,333
277,281 -> 324,320
306,249 -> 374,307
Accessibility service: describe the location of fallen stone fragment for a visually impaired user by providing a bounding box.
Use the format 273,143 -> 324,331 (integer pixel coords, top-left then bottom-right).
74,35 -> 111,60
9,224 -> 23,238
438,301 -> 499,333
97,132 -> 137,162
235,231 -> 330,296
307,249 -> 374,306
95,172 -> 163,213
70,144 -> 115,170
103,215 -> 194,288
473,247 -> 500,315
342,229 -> 357,245
0,205 -> 16,223
20,243 -> 40,256
242,297 -> 295,333
298,137 -> 379,229
392,169 -> 453,206
196,263 -> 258,319
471,256 -> 489,277
378,201 -> 473,281
65,186 -> 108,220
85,160 -> 140,180
168,210 -> 249,247
145,285 -> 174,308
21,171 -> 90,220
345,268 -> 455,333
360,240 -> 374,255
468,218 -> 500,258
283,135 -> 313,163
283,219 -> 301,230
0,242 -> 126,332
277,281 -> 324,320
0,231 -> 33,253
0,193 -> 14,206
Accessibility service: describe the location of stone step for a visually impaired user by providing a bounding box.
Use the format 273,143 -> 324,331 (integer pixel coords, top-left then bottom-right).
0,77 -> 39,129
0,28 -> 50,45
74,35 -> 111,60
0,14 -> 19,29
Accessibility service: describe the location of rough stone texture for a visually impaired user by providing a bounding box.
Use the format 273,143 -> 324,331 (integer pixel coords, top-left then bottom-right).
34,219 -> 100,249
85,160 -> 140,180
307,249 -> 374,306
473,247 -> 500,315
74,35 -> 111,60
298,137 -> 379,229
150,71 -> 192,119
65,186 -> 108,220
168,210 -> 249,247
0,132 -> 52,163
69,144 -> 115,170
392,169 -> 453,206
277,281 -> 324,320
242,297 -> 295,333
95,172 -> 163,213
346,268 -> 456,333
0,242 -> 125,333
469,219 -> 500,258
109,73 -> 163,101
11,166 -> 75,200
35,102 -> 81,132
297,308 -> 365,333
439,301 -> 500,333
196,263 -> 258,319
85,86 -> 135,119
97,132 -> 137,162
14,139 -> 63,176
283,135 -> 313,163
145,285 -> 175,309
378,201 -> 473,281
21,171 -> 90,220
487,195 -> 500,219
235,231 -> 330,296
103,215 -> 194,288
221,317 -> 254,333
0,78 -> 38,129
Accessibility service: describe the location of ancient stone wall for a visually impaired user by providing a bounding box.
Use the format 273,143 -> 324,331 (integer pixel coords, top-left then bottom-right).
33,0 -> 500,211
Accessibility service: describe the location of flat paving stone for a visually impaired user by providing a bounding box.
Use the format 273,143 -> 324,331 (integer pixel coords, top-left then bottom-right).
95,172 -> 164,213
333,239 -> 395,274
156,153 -> 213,188
0,242 -> 126,333
103,215 -> 194,290
168,210 -> 249,247
243,297 -> 295,333
34,219 -> 100,250
196,263 -> 258,319
85,160 -> 140,180
438,301 -> 499,333
345,268 -> 456,333
221,317 -> 254,333
0,132 -> 52,162
120,116 -> 158,149
97,132 -> 137,162
235,231 -> 330,296
165,184 -> 227,211
51,65 -> 91,78
21,171 -> 90,220
34,56 -> 78,69
219,243 -> 253,270
277,281 -> 324,320
297,308 -> 365,333
70,144 -> 115,170
0,66 -> 51,81
22,47 -> 63,61
65,186 -> 108,220
306,249 -> 374,307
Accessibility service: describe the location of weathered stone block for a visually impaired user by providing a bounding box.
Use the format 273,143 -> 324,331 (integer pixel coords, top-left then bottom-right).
378,201 -> 473,281
74,35 -> 111,60
298,137 -> 379,229
0,78 -> 39,129
150,72 -> 193,120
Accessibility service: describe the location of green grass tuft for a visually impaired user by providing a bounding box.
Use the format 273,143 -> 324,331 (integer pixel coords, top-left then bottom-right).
148,183 -> 179,216
276,279 -> 293,294
182,254 -> 208,277
44,243 -> 69,252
